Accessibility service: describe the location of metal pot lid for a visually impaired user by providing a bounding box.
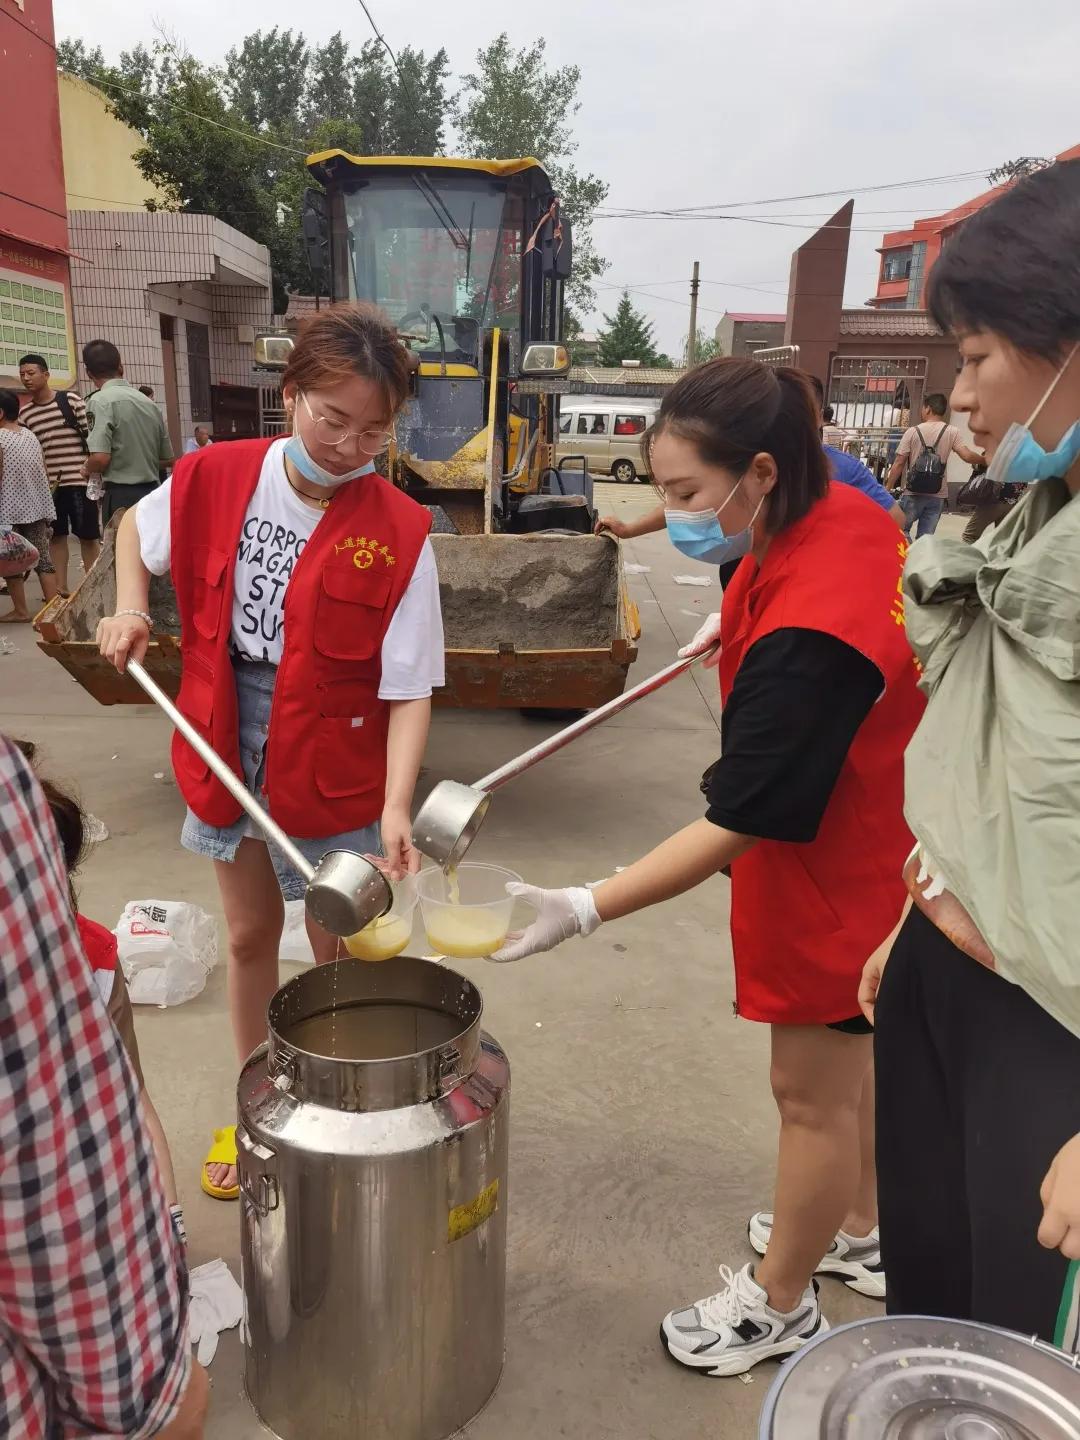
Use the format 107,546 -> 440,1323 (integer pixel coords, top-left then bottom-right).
758,1316 -> 1080,1440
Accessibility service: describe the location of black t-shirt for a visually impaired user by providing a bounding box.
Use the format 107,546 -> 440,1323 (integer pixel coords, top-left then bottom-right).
705,628 -> 883,844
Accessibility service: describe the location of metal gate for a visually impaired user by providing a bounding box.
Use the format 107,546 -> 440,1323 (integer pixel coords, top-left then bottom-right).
827,355 -> 927,473
257,381 -> 287,439
752,345 -> 800,369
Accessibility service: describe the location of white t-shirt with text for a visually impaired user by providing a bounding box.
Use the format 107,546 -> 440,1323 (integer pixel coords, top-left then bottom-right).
135,439 -> 445,699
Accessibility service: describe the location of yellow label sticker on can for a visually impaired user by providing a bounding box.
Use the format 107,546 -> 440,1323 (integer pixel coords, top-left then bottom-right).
448,1179 -> 499,1242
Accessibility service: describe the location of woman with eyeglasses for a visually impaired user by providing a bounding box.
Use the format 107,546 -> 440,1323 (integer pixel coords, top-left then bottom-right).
97,304 -> 444,1199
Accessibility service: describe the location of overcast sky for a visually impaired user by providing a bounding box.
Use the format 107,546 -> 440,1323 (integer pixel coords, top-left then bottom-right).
53,0 -> 1080,354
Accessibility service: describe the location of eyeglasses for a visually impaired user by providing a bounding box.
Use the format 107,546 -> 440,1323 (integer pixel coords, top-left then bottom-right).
299,391 -> 395,450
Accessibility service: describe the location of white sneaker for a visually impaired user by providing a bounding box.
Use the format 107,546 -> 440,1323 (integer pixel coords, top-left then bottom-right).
747,1212 -> 886,1299
659,1262 -> 827,1377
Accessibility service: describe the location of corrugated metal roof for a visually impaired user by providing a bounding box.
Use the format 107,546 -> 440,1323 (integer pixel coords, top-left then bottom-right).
840,309 -> 944,338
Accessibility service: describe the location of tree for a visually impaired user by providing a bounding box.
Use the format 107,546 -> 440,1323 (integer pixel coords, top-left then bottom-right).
682,328 -> 721,365
453,34 -> 608,312
55,29 -> 454,312
987,156 -> 1052,185
596,291 -> 659,368
223,28 -> 310,134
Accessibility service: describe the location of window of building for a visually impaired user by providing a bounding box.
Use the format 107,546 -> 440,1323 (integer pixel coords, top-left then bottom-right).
905,241 -> 927,309
613,414 -> 646,435
186,321 -> 211,419
881,249 -> 913,283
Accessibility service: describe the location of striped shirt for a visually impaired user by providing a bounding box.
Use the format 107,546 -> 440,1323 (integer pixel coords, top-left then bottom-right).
20,391 -> 89,487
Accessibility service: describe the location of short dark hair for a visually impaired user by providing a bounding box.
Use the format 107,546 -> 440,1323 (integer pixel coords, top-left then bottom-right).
0,389 -> 21,422
137,384 -> 154,397
19,353 -> 48,372
922,392 -> 948,417
647,358 -> 830,535
82,339 -> 122,378
822,403 -> 835,423
929,159 -> 1080,361
12,739 -> 87,907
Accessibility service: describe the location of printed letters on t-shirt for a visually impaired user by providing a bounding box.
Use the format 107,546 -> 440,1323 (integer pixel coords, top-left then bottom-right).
236,514 -> 307,658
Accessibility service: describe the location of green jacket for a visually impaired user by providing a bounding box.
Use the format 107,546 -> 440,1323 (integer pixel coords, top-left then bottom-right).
903,478 -> 1080,1037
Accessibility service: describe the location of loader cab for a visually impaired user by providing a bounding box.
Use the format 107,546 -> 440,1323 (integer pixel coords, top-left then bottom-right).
302,153 -> 572,531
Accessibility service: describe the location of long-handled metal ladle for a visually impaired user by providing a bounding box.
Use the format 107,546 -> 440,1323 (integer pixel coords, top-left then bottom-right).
412,645 -> 719,869
126,659 -> 391,936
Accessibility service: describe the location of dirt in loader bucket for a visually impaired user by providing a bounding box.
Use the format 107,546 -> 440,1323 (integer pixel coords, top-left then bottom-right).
433,534 -> 619,650
37,519 -> 638,710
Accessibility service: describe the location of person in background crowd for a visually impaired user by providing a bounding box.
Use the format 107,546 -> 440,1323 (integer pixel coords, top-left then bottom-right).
0,735 -> 207,1438
886,391 -> 983,539
861,156 -> 1080,1352
81,340 -> 174,525
183,425 -> 213,454
502,359 -> 925,1376
18,352 -> 99,596
0,388 -> 59,622
96,303 -> 445,1202
14,737 -> 186,1247
138,384 -> 156,399
821,403 -> 845,448
959,460 -> 1026,543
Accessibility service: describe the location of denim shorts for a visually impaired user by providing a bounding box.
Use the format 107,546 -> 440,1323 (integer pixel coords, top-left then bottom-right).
180,658 -> 381,901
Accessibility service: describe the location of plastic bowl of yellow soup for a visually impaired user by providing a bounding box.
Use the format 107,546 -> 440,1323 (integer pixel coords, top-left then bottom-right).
343,874 -> 417,961
416,863 -> 523,960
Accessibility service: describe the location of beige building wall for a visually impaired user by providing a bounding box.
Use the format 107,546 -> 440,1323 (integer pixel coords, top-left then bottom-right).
58,73 -> 168,212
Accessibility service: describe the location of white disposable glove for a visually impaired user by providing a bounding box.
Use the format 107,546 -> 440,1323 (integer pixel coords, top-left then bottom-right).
188,1258 -> 244,1366
490,883 -> 602,963
677,612 -> 722,668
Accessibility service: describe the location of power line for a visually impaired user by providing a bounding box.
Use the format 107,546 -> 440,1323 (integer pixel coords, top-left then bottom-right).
76,72 -> 309,156
353,0 -> 422,111
596,167 -> 991,218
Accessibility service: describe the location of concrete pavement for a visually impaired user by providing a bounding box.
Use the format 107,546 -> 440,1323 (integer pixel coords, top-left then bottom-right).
1,481 -> 880,1439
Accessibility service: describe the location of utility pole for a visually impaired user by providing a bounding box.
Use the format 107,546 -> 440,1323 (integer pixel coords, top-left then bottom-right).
687,261 -> 700,367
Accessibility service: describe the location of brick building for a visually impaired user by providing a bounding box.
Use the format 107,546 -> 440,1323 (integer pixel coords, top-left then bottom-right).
0,0 -> 78,390
713,311 -> 786,358
69,210 -> 272,450
870,144 -> 1080,309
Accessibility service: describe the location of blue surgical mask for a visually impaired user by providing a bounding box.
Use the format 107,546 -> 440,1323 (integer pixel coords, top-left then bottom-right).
986,341 -> 1080,486
664,478 -> 765,566
283,428 -> 374,489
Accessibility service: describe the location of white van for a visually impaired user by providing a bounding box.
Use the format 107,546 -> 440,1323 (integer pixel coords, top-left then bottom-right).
555,397 -> 660,483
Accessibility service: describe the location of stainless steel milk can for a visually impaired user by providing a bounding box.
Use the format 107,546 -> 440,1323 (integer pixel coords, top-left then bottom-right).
237,956 -> 510,1440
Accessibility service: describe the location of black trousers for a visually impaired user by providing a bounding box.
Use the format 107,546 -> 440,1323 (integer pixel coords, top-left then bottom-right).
875,906 -> 1080,1346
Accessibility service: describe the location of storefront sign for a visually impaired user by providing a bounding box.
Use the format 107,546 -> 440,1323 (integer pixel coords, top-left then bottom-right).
0,238 -> 75,386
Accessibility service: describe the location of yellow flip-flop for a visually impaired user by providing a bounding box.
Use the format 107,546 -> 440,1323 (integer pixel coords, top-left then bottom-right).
201,1125 -> 239,1200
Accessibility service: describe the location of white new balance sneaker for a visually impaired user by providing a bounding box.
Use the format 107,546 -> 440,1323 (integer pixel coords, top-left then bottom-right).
747,1212 -> 886,1299
659,1262 -> 827,1377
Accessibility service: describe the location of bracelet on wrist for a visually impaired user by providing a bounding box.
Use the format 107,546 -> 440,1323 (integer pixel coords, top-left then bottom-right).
114,608 -> 153,630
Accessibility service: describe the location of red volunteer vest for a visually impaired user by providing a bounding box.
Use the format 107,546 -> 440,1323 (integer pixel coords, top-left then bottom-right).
170,439 -> 431,838
718,482 -> 925,1024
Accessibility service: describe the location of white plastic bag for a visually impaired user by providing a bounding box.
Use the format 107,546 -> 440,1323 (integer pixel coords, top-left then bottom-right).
279,898 -> 315,965
114,899 -> 217,1006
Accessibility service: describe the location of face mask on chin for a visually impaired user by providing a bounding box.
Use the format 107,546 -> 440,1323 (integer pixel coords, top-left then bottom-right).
283,427 -> 373,489
986,340 -> 1080,486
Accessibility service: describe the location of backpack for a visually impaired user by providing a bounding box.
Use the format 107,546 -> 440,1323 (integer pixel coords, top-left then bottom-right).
908,423 -> 949,495
54,389 -> 89,454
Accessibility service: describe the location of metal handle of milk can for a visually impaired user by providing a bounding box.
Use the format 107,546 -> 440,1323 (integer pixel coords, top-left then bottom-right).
437,1046 -> 463,1094
236,1125 -> 280,1216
